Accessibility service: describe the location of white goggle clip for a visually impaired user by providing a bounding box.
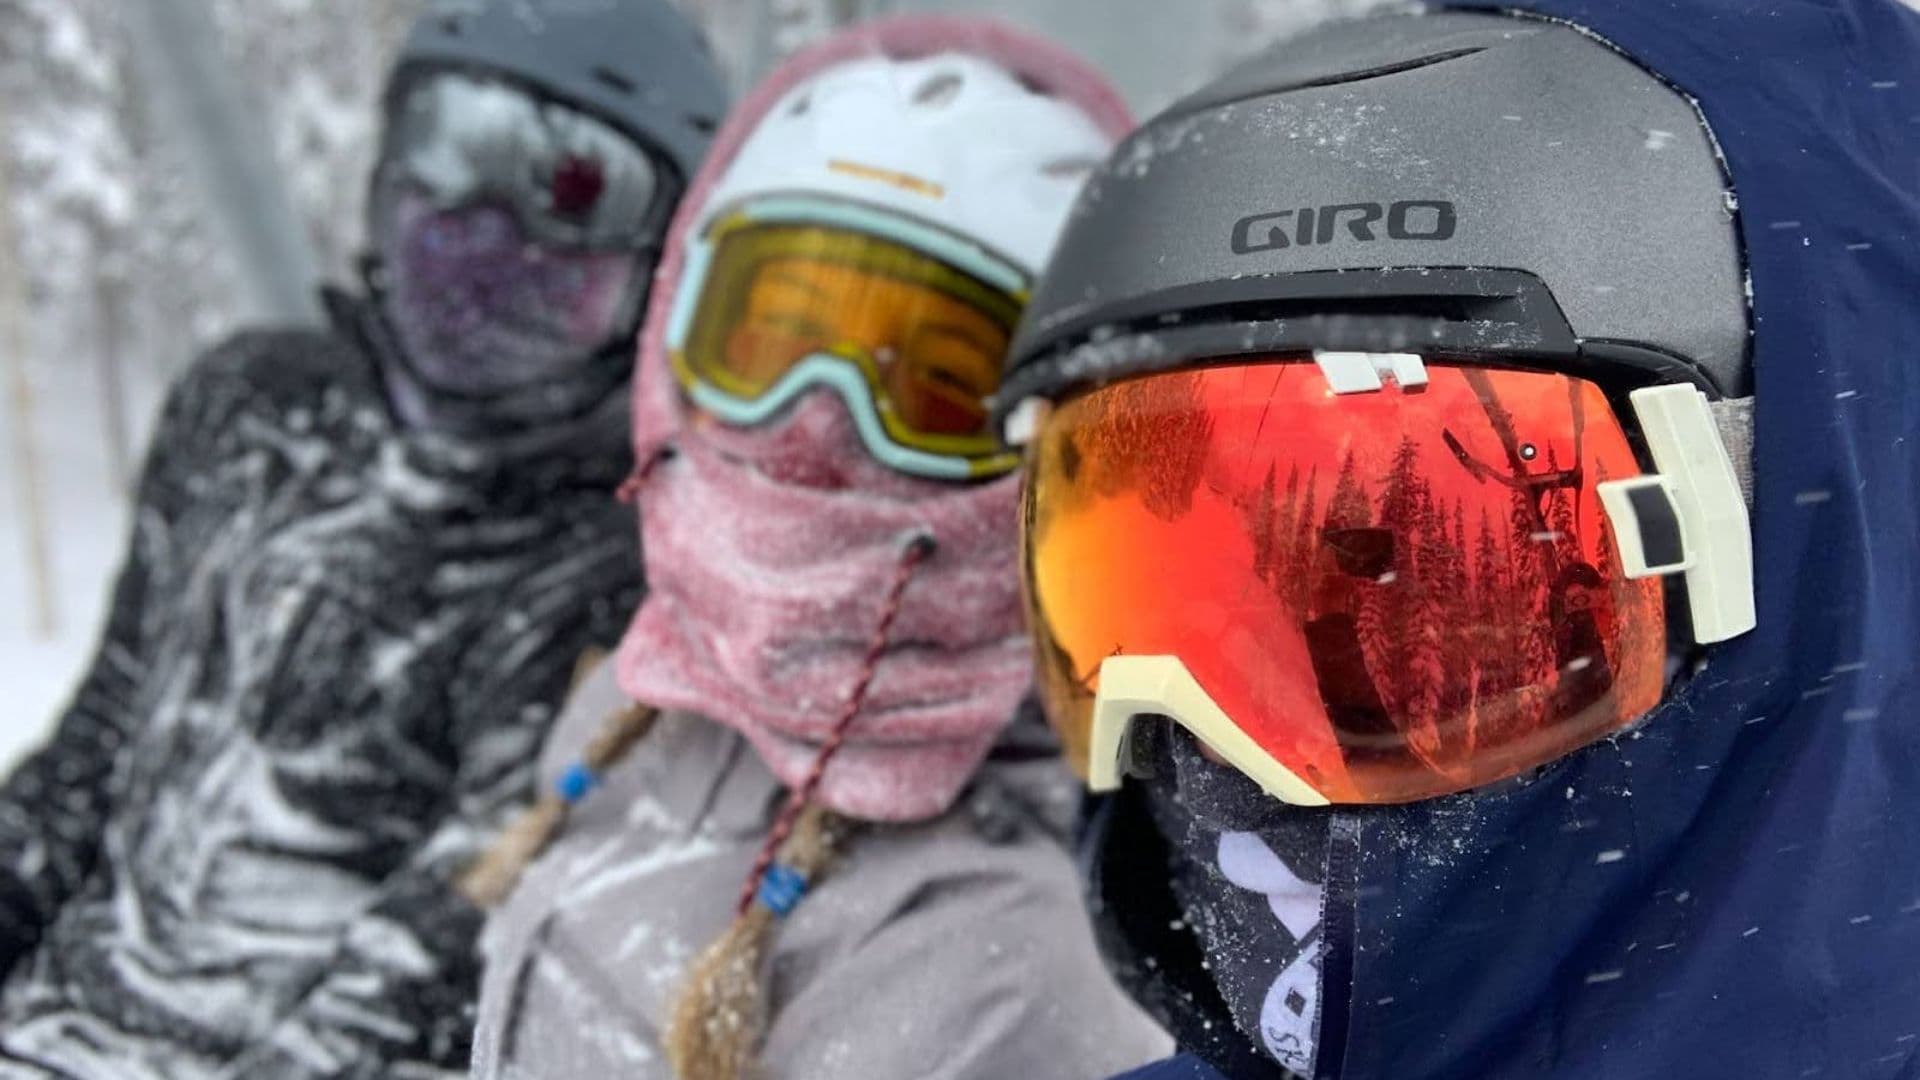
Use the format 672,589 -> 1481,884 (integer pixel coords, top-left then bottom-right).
1596,384 -> 1756,644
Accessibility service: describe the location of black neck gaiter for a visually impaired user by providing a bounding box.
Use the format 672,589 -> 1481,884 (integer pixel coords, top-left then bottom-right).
1143,727 -> 1334,1078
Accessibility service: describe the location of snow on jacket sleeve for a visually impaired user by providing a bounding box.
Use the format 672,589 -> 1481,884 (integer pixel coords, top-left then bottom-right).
214,531 -> 636,1078
0,338 -> 258,976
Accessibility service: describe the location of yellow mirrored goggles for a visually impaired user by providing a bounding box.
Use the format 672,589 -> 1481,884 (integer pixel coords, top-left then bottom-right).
670,216 -> 1027,480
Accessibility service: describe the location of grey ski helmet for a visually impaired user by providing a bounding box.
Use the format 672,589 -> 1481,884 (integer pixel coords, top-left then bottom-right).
360,0 -> 729,437
387,0 -> 728,187
1010,8 -> 1762,813
999,9 -> 1751,420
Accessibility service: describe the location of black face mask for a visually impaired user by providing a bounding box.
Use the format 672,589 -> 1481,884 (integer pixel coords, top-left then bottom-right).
1140,723 -> 1333,1078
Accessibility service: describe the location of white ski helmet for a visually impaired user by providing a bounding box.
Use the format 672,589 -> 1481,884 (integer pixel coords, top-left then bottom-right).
696,52 -> 1115,277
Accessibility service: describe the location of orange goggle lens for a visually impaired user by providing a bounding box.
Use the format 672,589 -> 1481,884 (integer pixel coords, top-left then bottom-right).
678,222 -> 1022,451
1023,358 -> 1667,804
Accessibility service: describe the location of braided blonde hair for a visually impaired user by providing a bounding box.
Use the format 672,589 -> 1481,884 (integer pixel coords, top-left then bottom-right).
466,535 -> 928,1079
459,699 -> 658,908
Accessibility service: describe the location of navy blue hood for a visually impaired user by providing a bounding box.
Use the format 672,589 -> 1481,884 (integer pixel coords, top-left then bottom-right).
1330,3 -> 1920,1077
1091,2 -> 1920,1077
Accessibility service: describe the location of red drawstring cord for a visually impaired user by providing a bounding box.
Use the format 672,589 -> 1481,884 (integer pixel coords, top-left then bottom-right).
616,446 -> 677,504
733,532 -> 936,917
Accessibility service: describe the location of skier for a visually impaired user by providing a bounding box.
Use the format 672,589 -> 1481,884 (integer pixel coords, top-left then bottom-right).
463,16 -> 1172,1080
0,2 -> 725,1075
997,2 -> 1920,1077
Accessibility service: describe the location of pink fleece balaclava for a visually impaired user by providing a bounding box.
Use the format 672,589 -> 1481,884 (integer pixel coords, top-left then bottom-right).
613,15 -> 1133,823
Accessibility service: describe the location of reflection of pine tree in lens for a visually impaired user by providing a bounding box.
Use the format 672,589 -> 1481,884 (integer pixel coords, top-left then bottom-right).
1405,482 -> 1450,769
1430,497 -> 1475,765
1590,459 -> 1638,713
1275,467 -> 1321,622
1469,506 -> 1510,752
1444,502 -> 1474,726
1247,463 -> 1280,587
1357,439 -> 1417,757
1547,448 -> 1582,571
1510,487 -> 1558,733
1290,470 -> 1321,617
1082,371 -> 1217,519
1325,449 -> 1371,532
1272,465 -> 1300,591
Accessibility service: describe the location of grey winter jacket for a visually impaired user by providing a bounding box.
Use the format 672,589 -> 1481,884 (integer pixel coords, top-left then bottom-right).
471,662 -> 1172,1079
0,296 -> 640,1078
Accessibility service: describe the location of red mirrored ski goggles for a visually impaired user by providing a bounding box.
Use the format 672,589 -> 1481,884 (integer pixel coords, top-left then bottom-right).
1021,352 -> 1750,805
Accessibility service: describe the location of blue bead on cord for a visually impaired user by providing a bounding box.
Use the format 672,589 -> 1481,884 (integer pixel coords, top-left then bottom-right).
555,762 -> 599,804
757,862 -> 809,917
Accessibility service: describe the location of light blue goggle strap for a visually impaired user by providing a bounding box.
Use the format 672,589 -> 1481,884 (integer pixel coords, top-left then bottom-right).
683,354 -> 977,481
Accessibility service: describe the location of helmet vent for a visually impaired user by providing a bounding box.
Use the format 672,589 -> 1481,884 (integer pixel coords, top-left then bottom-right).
912,71 -> 964,107
438,15 -> 464,35
1042,155 -> 1100,180
593,66 -> 637,95
787,92 -> 811,117
1285,47 -> 1487,94
687,113 -> 718,134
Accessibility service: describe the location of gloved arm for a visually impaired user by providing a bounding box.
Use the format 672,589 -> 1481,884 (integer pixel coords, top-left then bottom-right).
0,355 -> 219,975
218,544 -> 638,1079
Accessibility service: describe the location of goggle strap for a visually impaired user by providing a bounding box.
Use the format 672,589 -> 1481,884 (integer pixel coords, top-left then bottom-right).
1708,396 -> 1755,504
1091,655 -> 1331,806
682,358 -> 1002,480
1596,385 -> 1756,644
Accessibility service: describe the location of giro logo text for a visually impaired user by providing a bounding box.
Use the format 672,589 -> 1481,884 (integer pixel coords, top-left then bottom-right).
1231,200 -> 1458,254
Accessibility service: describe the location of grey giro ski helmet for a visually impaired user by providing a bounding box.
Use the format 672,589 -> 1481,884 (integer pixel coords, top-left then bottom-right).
1009,10 -> 1759,808
1001,10 -> 1749,406
362,0 -> 730,436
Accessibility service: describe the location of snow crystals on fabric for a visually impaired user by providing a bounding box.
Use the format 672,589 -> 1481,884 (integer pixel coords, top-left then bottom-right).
0,314 -> 638,1077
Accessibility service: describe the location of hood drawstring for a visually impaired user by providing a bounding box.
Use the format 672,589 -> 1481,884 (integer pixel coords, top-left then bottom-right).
616,443 -> 677,504
467,523 -> 934,1078
666,531 -> 934,1080
732,530 -> 935,917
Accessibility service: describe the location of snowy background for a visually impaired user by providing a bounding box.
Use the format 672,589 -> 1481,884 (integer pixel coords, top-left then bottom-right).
0,0 -> 1546,768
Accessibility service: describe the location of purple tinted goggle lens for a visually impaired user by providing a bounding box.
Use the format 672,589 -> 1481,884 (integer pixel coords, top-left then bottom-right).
383,71 -> 665,252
